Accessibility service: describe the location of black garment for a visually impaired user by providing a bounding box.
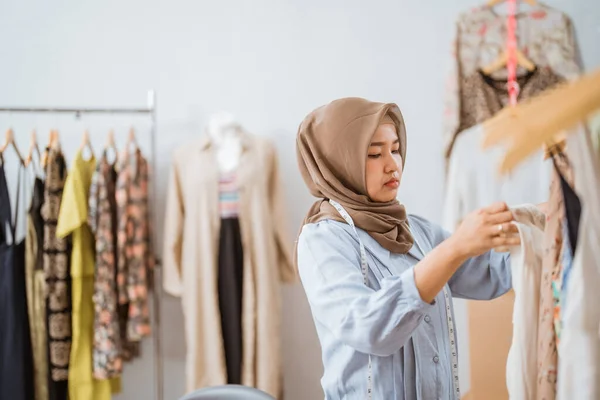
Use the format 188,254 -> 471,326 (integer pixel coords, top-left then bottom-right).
217,218 -> 244,384
0,163 -> 34,400
554,161 -> 581,253
30,177 -> 45,270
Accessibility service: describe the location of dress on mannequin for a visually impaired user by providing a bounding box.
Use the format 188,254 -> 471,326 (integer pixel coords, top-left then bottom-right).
208,112 -> 244,384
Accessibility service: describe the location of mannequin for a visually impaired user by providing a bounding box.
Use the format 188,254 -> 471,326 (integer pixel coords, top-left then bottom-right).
207,111 -> 243,173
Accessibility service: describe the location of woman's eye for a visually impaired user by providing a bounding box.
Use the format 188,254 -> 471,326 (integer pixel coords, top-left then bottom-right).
368,154 -> 381,159
392,149 -> 400,154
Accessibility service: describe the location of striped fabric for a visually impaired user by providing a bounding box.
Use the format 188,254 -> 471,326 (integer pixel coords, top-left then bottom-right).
219,172 -> 240,218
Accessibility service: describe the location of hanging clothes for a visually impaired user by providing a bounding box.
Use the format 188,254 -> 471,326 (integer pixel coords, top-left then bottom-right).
0,162 -> 34,400
506,205 -> 546,400
115,149 -> 153,345
445,67 -> 563,161
536,155 -> 569,400
162,132 -> 296,397
217,172 -> 244,385
443,124 -> 552,231
26,175 -> 50,400
88,152 -> 123,379
557,128 -> 600,400
443,3 -> 581,163
56,151 -> 121,400
42,147 -> 71,400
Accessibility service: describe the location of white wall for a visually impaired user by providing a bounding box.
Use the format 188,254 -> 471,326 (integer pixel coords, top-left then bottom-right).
0,1 -> 598,399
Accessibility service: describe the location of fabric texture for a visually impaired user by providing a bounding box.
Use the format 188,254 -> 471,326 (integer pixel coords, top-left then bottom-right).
42,148 -> 71,399
443,124 -> 552,231
536,154 -> 570,400
116,149 -> 153,343
0,164 -> 34,400
56,151 -> 121,400
88,153 -> 123,379
557,127 -> 600,400
445,67 -> 564,161
296,97 -> 413,255
506,205 -> 546,400
443,2 -> 581,163
297,215 -> 511,399
219,172 -> 240,218
218,217 -> 244,384
26,177 -> 50,400
162,131 -> 296,397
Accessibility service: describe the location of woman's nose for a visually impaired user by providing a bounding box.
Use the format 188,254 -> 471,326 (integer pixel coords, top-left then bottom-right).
384,154 -> 398,173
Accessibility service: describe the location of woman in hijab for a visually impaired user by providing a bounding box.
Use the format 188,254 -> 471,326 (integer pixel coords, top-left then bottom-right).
296,97 -> 520,400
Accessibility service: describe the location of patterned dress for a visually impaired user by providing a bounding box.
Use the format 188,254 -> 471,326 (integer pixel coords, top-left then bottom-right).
42,148 -> 71,399
116,149 -> 153,344
88,153 -> 123,379
443,3 -> 581,163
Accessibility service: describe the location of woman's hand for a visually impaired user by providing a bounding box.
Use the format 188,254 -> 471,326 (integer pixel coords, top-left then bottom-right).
450,201 -> 520,258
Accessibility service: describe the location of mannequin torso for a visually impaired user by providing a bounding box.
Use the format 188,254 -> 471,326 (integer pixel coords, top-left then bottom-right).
207,112 -> 243,174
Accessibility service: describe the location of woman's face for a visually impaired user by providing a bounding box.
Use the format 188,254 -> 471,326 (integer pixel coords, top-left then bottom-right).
366,123 -> 403,202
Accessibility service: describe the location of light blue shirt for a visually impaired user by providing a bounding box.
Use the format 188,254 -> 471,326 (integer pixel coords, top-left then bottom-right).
297,215 -> 512,400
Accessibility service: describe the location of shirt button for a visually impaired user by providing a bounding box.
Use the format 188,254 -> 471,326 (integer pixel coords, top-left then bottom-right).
433,356 -> 439,363
424,315 -> 431,323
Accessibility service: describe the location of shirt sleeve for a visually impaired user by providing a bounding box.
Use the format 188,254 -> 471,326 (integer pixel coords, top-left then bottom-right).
412,215 -> 512,301
297,221 -> 433,357
162,158 -> 185,297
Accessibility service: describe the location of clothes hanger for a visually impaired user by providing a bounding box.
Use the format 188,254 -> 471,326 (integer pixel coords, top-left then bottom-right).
105,129 -> 119,162
487,0 -> 537,7
482,67 -> 600,173
127,127 -> 138,151
41,129 -> 60,169
0,128 -> 25,165
24,129 -> 42,168
481,49 -> 536,75
80,129 -> 95,157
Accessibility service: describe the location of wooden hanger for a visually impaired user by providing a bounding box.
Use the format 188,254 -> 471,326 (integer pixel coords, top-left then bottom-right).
127,127 -> 138,151
481,48 -> 536,75
80,129 -> 95,155
24,130 -> 42,167
41,129 -> 60,169
105,129 -> 116,150
0,128 -> 25,165
487,0 -> 537,6
482,67 -> 600,173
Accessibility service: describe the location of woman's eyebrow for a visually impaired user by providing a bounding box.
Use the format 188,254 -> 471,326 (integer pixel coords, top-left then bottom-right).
369,139 -> 400,146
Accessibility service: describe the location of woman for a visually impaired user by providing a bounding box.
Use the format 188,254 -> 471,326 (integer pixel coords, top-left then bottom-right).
296,97 -> 520,400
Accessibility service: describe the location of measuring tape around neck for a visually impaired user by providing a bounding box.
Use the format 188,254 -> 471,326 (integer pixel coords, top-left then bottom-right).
328,199 -> 460,399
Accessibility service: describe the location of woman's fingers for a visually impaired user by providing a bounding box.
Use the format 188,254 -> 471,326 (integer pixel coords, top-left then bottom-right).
487,210 -> 515,224
491,234 -> 521,248
486,222 -> 519,237
484,201 -> 509,214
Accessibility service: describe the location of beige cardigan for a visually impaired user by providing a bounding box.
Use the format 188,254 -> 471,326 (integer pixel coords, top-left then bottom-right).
162,132 -> 296,397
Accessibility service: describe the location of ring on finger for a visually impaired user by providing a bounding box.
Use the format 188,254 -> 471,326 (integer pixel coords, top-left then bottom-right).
497,224 -> 504,233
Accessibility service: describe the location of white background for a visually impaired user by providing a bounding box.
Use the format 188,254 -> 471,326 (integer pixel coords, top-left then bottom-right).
1,1 -> 599,399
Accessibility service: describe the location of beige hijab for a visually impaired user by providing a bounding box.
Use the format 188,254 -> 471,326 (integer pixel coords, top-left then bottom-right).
296,97 -> 414,254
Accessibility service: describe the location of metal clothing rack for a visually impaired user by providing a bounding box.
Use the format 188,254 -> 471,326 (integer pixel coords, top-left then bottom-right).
0,90 -> 164,400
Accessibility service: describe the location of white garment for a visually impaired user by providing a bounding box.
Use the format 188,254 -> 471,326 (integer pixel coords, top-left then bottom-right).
558,127 -> 600,400
443,124 -> 552,231
506,205 -> 546,400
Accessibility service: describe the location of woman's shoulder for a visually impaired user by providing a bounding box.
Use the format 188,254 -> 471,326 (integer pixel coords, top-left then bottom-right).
299,219 -> 359,250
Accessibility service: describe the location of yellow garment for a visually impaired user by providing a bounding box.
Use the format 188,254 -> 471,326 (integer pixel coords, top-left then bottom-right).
25,216 -> 49,400
56,151 -> 121,400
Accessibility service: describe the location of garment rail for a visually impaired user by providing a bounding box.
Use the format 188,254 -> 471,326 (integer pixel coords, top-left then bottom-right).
0,90 -> 164,400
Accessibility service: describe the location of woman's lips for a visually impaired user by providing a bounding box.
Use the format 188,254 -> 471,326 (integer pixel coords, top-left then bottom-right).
384,179 -> 399,189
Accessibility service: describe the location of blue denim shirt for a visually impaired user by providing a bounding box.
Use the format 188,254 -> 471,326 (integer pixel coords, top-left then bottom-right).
297,215 -> 512,400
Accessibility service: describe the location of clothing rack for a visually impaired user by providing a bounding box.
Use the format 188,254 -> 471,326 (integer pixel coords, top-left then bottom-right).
0,90 -> 164,400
